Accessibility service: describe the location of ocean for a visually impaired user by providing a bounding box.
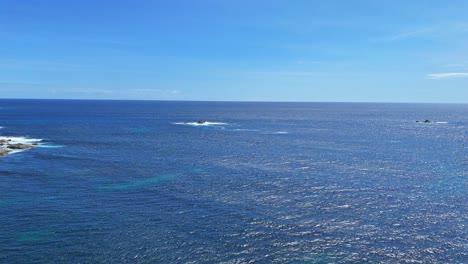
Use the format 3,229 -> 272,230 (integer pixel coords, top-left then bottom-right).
0,99 -> 466,263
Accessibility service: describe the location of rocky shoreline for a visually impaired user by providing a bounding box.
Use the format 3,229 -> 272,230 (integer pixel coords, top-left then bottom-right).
0,138 -> 38,157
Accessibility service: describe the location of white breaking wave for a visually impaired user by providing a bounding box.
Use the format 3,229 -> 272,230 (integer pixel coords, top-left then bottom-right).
0,136 -> 43,154
232,128 -> 260,132
39,144 -> 63,148
173,121 -> 227,127
261,131 -> 289,135
417,121 -> 448,124
0,136 -> 43,144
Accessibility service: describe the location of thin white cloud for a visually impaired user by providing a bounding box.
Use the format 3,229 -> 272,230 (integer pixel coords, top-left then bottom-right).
0,80 -> 41,86
70,89 -> 182,95
133,89 -> 180,94
454,23 -> 468,32
382,22 -> 468,42
386,27 -> 435,41
427,72 -> 468,79
443,62 -> 468,68
246,71 -> 322,76
71,89 -> 115,94
295,60 -> 323,65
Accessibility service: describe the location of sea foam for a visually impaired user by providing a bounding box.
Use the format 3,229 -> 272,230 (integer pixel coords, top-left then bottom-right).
0,136 -> 43,144
0,136 -> 43,154
262,131 -> 289,135
173,121 -> 227,126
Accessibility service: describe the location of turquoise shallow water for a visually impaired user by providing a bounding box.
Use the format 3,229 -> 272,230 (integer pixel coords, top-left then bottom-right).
0,100 -> 467,263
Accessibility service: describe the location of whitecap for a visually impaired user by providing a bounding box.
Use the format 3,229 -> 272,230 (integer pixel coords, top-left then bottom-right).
0,136 -> 43,144
173,121 -> 227,126
232,128 -> 260,132
39,144 -> 63,148
263,131 -> 289,135
336,204 -> 352,209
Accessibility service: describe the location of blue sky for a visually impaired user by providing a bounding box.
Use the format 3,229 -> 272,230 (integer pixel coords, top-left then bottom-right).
1,0 -> 468,102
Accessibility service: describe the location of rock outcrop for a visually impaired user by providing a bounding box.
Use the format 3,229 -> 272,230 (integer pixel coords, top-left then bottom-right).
0,137 -> 39,158
0,149 -> 11,156
0,139 -> 12,144
7,143 -> 36,150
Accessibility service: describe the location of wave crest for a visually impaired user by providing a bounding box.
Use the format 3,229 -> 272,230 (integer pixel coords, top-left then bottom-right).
173,121 -> 227,127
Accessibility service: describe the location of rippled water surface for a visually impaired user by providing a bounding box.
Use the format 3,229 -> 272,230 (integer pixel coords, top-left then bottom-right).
0,100 -> 466,263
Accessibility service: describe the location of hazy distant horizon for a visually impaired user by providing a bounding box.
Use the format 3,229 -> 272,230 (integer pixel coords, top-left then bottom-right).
1,97 -> 468,105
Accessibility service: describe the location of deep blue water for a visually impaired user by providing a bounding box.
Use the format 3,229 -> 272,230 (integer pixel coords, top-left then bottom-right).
0,99 -> 466,263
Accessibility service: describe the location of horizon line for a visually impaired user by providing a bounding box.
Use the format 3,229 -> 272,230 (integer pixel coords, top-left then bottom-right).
0,97 -> 467,105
